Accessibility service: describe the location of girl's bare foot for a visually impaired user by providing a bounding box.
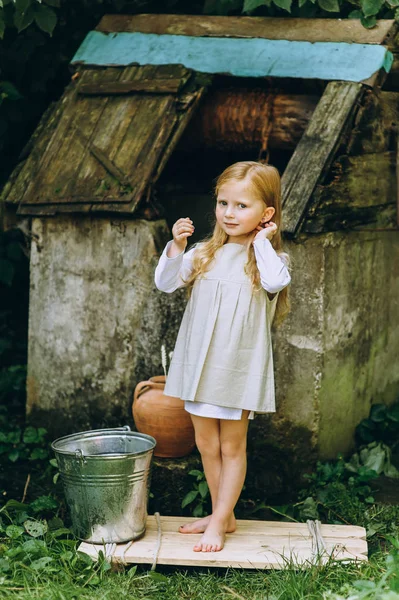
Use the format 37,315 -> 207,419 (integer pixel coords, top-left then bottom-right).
179,514 -> 236,534
193,520 -> 227,552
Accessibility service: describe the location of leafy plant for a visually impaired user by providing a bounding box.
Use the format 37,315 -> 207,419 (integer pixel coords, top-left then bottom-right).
182,469 -> 210,517
0,418 -> 48,463
356,403 -> 399,448
325,537 -> 399,599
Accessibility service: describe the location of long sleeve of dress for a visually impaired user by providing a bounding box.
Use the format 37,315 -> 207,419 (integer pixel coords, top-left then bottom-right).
253,238 -> 291,294
154,241 -> 197,293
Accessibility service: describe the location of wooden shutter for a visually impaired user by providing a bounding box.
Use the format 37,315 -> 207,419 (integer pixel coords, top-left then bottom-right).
16,64 -> 206,216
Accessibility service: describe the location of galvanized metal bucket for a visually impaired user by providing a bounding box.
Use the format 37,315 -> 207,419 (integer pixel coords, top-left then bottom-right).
51,426 -> 156,544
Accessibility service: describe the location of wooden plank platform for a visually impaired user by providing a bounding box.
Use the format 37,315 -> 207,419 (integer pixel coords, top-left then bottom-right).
79,516 -> 368,569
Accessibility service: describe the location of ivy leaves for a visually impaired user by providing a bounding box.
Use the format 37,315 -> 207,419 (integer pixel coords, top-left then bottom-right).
0,0 -> 59,39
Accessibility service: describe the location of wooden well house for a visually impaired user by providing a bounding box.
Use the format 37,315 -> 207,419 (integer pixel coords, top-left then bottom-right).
2,15 -> 399,495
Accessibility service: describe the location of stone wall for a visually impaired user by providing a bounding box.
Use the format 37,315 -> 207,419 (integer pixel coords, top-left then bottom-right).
27,217 -> 399,487
27,216 -> 184,436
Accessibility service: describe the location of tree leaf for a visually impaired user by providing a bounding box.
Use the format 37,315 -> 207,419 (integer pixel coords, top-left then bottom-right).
30,556 -> 54,571
33,3 -> 56,35
361,14 -> 377,27
15,0 -> 31,11
30,495 -> 58,513
181,490 -> 199,508
14,4 -> 34,32
9,448 -> 20,462
6,525 -> 24,539
361,0 -> 384,16
370,403 -> 387,423
198,480 -> 209,499
318,0 -> 340,11
273,0 -> 292,11
29,447 -> 48,460
188,469 -> 203,478
23,426 -> 39,444
24,519 -> 48,537
348,9 -> 364,17
243,0 -> 270,12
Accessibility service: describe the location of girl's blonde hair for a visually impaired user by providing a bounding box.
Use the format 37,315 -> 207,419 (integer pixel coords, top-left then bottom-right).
185,161 -> 290,325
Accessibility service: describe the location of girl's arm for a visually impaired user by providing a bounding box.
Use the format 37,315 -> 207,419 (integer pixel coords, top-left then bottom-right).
253,238 -> 291,294
154,242 -> 196,293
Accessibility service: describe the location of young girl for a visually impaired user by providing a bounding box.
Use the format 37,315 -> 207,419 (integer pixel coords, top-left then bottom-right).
154,161 -> 291,553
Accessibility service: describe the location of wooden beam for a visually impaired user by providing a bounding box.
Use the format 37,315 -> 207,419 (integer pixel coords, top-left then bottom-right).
72,32 -> 393,84
281,81 -> 364,236
96,15 -> 397,46
182,89 -> 318,151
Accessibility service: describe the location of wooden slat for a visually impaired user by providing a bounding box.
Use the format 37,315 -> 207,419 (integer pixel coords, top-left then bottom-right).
78,77 -> 189,95
303,151 -> 397,232
90,84 -> 208,214
282,81 -> 364,236
71,32 -> 393,84
96,15 -> 397,46
79,516 -> 367,570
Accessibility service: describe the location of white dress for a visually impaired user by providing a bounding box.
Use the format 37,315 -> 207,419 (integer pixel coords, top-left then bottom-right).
155,239 -> 291,420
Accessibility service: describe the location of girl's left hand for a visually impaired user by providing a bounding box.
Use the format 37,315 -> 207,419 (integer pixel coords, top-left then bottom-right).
253,221 -> 278,243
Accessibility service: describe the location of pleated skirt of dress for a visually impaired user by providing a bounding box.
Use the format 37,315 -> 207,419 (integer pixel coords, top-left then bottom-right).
164,243 -> 277,415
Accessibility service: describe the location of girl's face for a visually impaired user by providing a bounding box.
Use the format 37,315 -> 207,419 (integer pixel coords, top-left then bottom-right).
216,180 -> 275,244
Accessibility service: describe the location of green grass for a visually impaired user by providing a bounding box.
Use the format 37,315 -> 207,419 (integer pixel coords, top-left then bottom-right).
0,553 -> 395,600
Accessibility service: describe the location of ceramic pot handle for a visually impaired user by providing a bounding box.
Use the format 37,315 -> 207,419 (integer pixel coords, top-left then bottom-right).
135,381 -> 153,400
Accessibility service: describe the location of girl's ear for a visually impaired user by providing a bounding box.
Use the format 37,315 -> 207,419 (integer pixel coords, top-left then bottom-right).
262,207 -> 275,222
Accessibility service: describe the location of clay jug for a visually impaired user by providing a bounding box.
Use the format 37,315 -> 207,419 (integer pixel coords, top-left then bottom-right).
133,376 -> 195,458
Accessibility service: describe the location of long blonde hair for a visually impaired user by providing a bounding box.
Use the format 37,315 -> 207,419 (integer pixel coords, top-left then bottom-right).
185,161 -> 290,324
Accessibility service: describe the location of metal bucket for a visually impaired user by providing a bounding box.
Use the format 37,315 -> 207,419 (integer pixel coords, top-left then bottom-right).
51,426 -> 156,544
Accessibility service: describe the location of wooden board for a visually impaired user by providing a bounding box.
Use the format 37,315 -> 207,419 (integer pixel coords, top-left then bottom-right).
303,151 -> 397,233
71,32 -> 393,85
282,81 -> 364,236
96,15 -> 397,47
15,65 -> 207,216
78,516 -> 367,569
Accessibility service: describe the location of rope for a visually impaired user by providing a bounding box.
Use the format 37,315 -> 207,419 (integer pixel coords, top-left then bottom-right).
151,512 -> 162,571
104,542 -> 117,561
258,89 -> 277,164
306,520 -> 327,564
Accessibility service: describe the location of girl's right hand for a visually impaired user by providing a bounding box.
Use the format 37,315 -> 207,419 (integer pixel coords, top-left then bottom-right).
170,217 -> 194,254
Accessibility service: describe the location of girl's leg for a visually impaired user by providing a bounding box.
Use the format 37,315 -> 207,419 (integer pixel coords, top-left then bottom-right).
193,411 -> 249,552
179,415 -> 236,534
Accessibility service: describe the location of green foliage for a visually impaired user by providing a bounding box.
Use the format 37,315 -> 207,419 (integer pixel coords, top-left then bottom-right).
326,539 -> 399,599
181,469 -> 210,517
356,402 -> 399,447
0,413 -> 49,463
0,496 -> 115,588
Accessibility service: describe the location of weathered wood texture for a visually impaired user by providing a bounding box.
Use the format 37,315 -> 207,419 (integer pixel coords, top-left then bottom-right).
303,152 -> 397,233
13,65 -> 206,216
79,516 -> 368,569
96,15 -> 396,46
182,88 -> 319,151
302,90 -> 399,233
384,53 -> 399,90
282,81 -> 364,236
1,99 -> 65,206
78,77 -> 190,95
